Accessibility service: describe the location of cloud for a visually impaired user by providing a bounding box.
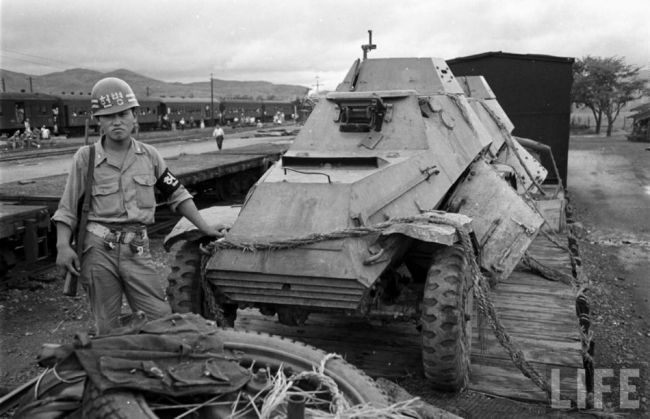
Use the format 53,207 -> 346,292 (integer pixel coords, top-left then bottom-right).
1,0 -> 648,91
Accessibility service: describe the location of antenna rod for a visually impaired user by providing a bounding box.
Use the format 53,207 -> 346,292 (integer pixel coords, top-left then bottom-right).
361,30 -> 377,60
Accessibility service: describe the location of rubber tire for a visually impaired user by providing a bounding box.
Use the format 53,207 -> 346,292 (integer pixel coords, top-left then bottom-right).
166,241 -> 202,314
81,329 -> 390,417
166,241 -> 237,327
82,381 -> 157,419
421,246 -> 473,392
217,329 -> 389,406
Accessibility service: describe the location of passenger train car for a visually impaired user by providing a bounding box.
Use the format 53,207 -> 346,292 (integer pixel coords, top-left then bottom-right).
0,92 -> 60,134
0,92 -> 299,136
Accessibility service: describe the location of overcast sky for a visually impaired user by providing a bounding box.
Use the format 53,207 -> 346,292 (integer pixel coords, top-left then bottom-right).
1,0 -> 648,92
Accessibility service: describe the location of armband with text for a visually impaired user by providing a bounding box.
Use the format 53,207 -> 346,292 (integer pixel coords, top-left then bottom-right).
155,168 -> 181,199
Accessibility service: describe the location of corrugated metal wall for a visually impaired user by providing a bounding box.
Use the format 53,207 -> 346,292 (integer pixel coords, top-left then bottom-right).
448,52 -> 574,187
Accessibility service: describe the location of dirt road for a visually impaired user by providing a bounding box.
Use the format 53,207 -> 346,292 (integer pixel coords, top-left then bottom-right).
568,133 -> 650,413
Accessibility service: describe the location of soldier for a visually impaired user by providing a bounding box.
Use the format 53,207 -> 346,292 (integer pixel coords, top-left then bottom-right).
52,77 -> 219,335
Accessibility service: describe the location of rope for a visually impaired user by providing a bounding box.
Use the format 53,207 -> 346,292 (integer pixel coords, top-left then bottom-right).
515,188 -> 595,399
451,223 -> 552,397
199,253 -> 222,323
206,212 -> 460,252
520,253 -> 574,286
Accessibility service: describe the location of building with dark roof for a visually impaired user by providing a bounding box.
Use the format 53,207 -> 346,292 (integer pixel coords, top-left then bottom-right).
627,102 -> 650,142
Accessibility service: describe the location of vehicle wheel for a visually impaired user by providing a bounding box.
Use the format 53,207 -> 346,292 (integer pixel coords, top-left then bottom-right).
82,329 -> 390,418
82,383 -> 156,419
421,246 -> 473,392
0,254 -> 8,279
166,241 -> 237,327
166,241 -> 202,315
0,245 -> 16,279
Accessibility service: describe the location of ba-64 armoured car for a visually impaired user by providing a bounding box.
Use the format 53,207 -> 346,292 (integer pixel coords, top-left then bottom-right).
164,50 -> 552,391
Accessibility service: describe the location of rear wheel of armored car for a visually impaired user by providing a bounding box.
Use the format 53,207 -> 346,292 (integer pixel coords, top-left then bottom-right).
81,329 -> 390,418
421,245 -> 473,392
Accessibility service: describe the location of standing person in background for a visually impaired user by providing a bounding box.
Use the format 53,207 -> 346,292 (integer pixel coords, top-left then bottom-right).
31,126 -> 41,148
23,118 -> 33,147
212,124 -> 225,150
41,125 -> 51,141
52,77 -> 221,335
10,130 -> 21,149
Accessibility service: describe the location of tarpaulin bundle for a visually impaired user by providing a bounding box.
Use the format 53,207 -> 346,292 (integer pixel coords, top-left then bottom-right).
73,313 -> 251,397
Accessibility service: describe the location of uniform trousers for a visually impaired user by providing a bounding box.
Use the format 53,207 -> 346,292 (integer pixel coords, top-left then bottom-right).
80,230 -> 171,335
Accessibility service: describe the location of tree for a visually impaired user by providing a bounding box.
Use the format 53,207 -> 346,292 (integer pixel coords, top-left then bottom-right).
572,56 -> 648,136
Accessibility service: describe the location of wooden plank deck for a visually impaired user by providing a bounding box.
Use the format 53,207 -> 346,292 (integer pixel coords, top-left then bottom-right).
231,234 -> 582,402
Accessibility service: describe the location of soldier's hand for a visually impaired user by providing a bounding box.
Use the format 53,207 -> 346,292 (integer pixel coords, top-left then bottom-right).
56,244 -> 80,276
204,226 -> 226,238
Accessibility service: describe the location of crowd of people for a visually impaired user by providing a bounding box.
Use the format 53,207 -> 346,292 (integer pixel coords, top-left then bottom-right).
4,119 -> 54,150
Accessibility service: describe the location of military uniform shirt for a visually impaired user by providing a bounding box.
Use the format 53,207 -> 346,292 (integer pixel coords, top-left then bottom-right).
52,137 -> 192,231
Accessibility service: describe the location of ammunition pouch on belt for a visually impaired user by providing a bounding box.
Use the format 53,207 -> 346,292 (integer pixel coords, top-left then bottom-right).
86,222 -> 148,254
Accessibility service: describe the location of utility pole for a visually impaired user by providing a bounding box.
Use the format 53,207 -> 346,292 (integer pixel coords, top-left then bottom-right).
1,78 -> 5,92
210,73 -> 215,126
146,86 -> 150,96
314,76 -> 320,94
28,76 -> 33,93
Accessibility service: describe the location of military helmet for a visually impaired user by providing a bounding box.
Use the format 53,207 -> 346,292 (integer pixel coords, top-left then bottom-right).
90,77 -> 139,116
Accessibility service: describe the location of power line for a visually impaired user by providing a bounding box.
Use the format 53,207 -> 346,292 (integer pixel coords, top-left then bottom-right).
0,49 -> 76,71
0,54 -> 65,71
1,48 -> 78,67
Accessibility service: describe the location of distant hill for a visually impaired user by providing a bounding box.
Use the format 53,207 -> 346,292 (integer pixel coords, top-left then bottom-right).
0,68 -> 310,101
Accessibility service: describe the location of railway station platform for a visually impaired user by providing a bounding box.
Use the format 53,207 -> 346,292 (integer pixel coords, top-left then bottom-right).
0,142 -> 288,208
0,141 -> 290,276
0,124 -> 299,163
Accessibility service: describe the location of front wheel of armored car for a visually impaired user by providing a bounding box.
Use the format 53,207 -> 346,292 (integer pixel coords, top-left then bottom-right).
166,241 -> 236,326
421,246 -> 473,392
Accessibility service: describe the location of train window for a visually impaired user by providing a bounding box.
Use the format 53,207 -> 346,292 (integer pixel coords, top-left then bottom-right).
15,103 -> 25,123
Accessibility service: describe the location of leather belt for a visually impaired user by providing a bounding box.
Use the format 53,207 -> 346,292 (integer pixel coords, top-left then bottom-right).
86,222 -> 148,244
